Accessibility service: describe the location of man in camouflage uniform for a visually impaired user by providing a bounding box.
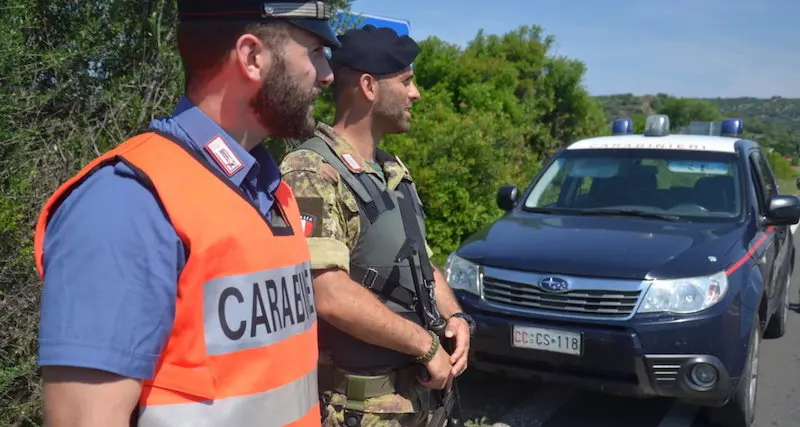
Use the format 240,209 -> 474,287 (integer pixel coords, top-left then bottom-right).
279,25 -> 476,426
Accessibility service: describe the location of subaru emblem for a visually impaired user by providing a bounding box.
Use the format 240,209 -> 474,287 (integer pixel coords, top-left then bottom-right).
538,276 -> 570,293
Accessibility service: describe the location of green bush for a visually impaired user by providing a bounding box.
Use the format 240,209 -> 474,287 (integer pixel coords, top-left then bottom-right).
766,150 -> 796,180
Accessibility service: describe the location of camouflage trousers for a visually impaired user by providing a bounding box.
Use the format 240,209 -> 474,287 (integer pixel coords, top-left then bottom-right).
318,367 -> 434,427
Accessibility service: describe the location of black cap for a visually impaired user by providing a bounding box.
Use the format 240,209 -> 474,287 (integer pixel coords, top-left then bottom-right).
177,0 -> 341,48
330,25 -> 419,75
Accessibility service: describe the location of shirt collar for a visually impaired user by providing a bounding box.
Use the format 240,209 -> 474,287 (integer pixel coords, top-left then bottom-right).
171,96 -> 257,188
250,144 -> 282,195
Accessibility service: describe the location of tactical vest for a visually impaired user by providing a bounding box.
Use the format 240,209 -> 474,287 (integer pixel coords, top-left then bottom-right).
298,137 -> 436,372
34,131 -> 320,427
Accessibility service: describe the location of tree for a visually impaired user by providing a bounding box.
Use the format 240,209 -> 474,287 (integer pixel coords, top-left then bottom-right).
378,26 -> 606,261
652,97 -> 723,128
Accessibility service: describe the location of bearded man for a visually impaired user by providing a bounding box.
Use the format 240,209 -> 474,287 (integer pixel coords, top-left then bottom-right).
280,25 -> 475,427
33,2 -> 339,427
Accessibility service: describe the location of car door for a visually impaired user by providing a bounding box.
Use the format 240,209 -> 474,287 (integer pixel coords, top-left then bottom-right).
748,149 -> 782,304
757,149 -> 793,297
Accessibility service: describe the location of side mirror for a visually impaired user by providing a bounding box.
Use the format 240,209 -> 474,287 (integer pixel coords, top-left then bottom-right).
497,185 -> 519,212
795,178 -> 800,191
766,195 -> 800,226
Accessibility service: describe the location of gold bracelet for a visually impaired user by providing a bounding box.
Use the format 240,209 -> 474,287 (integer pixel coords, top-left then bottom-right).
414,331 -> 439,364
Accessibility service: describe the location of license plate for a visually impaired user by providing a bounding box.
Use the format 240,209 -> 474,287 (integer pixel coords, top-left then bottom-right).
511,325 -> 582,356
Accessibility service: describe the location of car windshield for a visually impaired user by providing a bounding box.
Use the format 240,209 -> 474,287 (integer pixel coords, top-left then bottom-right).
522,149 -> 744,222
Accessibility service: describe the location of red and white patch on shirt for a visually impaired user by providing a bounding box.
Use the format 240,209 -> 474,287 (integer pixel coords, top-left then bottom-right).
300,214 -> 316,237
204,135 -> 243,177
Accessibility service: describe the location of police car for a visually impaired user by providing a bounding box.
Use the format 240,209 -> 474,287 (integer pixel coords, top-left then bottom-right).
445,115 -> 800,427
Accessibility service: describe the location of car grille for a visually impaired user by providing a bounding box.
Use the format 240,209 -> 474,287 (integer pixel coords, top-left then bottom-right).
482,276 -> 642,318
646,356 -> 683,387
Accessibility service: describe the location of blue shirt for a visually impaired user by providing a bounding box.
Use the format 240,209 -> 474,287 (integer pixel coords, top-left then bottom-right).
38,97 -> 282,379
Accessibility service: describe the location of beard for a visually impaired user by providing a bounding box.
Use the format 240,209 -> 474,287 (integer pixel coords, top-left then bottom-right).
374,85 -> 411,135
250,53 -> 319,141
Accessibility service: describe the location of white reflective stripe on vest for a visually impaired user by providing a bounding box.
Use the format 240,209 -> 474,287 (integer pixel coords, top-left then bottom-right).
137,368 -> 319,427
203,261 -> 316,356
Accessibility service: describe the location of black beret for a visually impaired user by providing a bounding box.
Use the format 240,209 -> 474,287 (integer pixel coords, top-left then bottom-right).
330,25 -> 419,75
177,0 -> 340,47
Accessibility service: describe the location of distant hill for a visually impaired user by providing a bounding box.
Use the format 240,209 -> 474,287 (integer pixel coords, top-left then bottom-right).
707,97 -> 800,132
594,94 -> 800,133
594,93 -> 660,119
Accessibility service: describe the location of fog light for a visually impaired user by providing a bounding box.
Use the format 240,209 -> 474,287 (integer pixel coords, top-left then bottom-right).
690,363 -> 718,387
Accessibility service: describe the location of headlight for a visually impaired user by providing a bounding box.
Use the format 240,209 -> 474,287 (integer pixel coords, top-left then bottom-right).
637,270 -> 728,314
443,253 -> 481,296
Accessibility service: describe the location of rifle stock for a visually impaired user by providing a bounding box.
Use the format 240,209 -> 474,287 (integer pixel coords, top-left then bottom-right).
427,386 -> 456,427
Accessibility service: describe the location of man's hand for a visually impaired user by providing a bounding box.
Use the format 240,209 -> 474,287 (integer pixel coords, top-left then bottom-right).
445,316 -> 471,377
431,266 -> 470,377
418,344 -> 454,391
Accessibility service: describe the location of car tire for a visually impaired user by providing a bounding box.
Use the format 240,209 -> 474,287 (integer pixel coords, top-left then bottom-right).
703,322 -> 761,427
764,266 -> 792,339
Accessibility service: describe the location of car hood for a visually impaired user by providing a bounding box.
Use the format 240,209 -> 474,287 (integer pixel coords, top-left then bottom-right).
455,212 -> 747,280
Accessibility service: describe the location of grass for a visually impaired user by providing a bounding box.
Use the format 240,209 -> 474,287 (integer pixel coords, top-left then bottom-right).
779,177 -> 800,195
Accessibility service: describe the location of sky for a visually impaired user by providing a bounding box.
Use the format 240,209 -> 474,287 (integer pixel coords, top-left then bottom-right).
347,0 -> 800,99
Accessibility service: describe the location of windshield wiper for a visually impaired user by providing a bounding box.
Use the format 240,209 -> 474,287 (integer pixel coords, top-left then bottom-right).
523,207 -> 582,215
577,208 -> 681,221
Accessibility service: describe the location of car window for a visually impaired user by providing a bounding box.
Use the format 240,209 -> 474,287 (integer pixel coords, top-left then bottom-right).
748,154 -> 768,214
754,151 -> 777,199
523,149 -> 744,221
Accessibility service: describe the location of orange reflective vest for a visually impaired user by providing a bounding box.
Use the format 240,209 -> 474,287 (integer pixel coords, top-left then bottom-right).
33,131 -> 320,427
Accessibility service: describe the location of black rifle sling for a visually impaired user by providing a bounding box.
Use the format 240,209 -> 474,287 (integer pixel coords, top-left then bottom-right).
349,264 -> 417,310
396,181 -> 443,327
397,183 -> 435,283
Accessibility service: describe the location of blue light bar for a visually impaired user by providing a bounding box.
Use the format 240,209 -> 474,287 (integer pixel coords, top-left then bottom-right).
720,118 -> 743,137
611,118 -> 634,135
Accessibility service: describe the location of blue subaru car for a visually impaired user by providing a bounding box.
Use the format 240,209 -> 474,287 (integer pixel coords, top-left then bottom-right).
444,116 -> 800,427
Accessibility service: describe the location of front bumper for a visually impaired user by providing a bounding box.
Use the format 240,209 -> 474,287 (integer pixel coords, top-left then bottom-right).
457,291 -> 748,406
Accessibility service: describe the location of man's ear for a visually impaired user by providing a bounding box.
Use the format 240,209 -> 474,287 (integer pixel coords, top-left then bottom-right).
234,33 -> 272,84
359,73 -> 379,103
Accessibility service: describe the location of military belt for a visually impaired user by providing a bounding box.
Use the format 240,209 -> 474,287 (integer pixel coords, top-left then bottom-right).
318,364 -> 418,411
350,264 -> 418,311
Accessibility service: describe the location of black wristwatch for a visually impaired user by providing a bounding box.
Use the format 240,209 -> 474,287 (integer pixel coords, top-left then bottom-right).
449,312 -> 476,335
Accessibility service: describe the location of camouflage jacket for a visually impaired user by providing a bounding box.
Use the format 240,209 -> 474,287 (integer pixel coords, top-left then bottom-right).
279,123 -> 434,274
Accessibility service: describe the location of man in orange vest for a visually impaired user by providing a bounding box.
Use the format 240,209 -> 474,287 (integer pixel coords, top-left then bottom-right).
33,2 -> 338,426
